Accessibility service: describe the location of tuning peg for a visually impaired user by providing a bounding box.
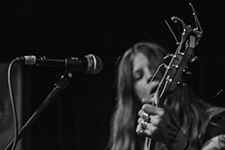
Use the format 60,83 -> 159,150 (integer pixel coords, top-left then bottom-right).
177,80 -> 187,86
186,71 -> 192,75
189,55 -> 198,63
172,64 -> 179,69
183,67 -> 192,75
178,52 -> 185,56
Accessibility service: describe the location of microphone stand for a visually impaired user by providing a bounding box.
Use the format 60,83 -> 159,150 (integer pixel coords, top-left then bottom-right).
4,69 -> 74,150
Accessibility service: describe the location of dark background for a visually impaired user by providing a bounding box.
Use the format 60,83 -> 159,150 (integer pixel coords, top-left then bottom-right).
1,0 -> 225,150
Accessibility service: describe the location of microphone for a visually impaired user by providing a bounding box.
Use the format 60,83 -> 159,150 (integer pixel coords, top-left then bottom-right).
16,54 -> 103,74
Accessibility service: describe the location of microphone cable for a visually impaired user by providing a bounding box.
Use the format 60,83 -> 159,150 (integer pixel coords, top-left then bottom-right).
7,59 -> 19,150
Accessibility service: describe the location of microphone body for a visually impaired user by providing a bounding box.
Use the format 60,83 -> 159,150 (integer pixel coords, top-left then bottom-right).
17,54 -> 103,74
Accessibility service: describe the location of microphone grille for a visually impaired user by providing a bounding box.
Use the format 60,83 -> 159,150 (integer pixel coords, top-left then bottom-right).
85,54 -> 103,74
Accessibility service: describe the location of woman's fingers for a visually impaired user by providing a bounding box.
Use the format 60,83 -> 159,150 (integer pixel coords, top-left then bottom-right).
136,119 -> 158,137
141,104 -> 165,116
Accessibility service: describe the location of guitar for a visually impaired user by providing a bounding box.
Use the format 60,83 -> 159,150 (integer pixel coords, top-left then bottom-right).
145,3 -> 203,150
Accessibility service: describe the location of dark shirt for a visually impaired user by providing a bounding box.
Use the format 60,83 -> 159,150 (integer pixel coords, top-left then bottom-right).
203,111 -> 225,143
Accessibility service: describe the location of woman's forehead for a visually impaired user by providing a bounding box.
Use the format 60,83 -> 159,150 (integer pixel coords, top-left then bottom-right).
133,53 -> 149,70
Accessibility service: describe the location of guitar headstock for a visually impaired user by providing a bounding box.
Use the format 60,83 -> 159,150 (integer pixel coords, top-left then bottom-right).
156,3 -> 203,106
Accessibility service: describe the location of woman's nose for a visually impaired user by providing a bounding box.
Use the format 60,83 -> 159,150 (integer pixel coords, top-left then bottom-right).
147,77 -> 152,84
146,71 -> 152,84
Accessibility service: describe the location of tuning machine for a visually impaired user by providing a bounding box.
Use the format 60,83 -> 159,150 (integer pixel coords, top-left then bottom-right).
189,55 -> 198,63
177,80 -> 187,86
183,66 -> 192,75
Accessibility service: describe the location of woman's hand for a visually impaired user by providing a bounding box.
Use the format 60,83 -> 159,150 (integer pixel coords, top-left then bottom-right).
136,104 -> 189,150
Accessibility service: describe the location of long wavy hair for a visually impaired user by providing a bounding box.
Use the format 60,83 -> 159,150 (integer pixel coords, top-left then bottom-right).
109,42 -> 225,150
